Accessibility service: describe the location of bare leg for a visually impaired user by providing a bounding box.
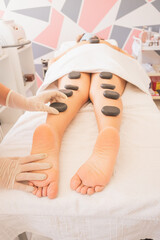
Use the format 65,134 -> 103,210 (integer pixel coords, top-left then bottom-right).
70,73 -> 126,195
31,72 -> 90,198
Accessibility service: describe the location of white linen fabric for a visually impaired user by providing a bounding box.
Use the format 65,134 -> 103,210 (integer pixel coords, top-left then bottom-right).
38,43 -> 151,95
0,82 -> 160,240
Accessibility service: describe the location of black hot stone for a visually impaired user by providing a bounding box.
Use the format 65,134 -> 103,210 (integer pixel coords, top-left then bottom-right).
68,71 -> 81,79
65,84 -> 79,91
59,89 -> 73,97
99,72 -> 113,79
101,106 -> 120,116
103,90 -> 120,100
89,38 -> 100,44
100,83 -> 115,90
50,102 -> 67,112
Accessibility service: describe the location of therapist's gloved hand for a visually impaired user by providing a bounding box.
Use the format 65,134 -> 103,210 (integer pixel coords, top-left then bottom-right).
0,153 -> 51,192
6,90 -> 67,114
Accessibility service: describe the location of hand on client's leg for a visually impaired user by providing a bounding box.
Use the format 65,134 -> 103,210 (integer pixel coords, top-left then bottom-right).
30,72 -> 90,198
70,72 -> 126,195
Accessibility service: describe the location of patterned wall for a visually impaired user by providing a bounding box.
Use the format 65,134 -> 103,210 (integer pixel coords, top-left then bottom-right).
0,0 -> 160,86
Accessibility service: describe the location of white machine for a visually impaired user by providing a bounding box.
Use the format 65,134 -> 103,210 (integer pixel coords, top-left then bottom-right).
0,19 -> 26,45
0,19 -> 31,56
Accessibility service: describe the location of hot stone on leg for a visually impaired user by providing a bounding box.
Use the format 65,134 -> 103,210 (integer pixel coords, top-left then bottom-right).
59,89 -> 73,97
65,84 -> 79,91
68,71 -> 81,79
50,102 -> 67,112
101,106 -> 120,116
99,72 -> 113,79
103,90 -> 120,100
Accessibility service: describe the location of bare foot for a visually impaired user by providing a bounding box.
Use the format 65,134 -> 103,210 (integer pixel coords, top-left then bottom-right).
70,127 -> 120,195
31,124 -> 59,199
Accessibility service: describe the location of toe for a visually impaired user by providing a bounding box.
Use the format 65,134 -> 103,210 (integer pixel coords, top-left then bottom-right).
81,186 -> 88,195
36,187 -> 42,198
95,186 -> 104,192
32,187 -> 38,195
87,187 -> 95,195
42,186 -> 48,197
76,184 -> 83,193
70,174 -> 82,190
29,182 -> 36,194
47,182 -> 58,199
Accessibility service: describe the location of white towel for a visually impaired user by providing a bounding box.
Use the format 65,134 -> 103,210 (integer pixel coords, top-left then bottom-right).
38,43 -> 150,95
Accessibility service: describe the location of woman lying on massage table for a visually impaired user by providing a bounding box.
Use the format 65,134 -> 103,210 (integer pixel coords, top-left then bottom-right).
29,33 -> 133,199
0,82 -> 66,192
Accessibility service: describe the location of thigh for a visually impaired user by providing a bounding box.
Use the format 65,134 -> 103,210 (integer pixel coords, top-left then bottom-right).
89,72 -> 126,101
58,72 -> 91,99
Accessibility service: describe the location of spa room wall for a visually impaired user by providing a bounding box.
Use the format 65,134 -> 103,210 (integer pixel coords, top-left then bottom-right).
0,0 -> 160,86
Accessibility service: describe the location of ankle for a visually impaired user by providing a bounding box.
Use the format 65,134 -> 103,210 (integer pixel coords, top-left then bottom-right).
94,127 -> 120,155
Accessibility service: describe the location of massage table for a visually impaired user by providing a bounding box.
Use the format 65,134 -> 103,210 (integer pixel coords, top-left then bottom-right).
0,41 -> 160,240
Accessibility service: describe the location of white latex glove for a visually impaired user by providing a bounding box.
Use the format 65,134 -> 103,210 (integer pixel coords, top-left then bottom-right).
0,153 -> 52,192
6,90 -> 67,114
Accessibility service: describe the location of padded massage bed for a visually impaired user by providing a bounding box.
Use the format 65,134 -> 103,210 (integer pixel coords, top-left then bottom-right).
0,41 -> 160,240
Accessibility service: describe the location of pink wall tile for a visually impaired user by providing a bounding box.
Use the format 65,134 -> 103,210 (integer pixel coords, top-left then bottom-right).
34,8 -> 64,49
124,29 -> 142,55
96,26 -> 112,40
0,10 -> 4,19
79,0 -> 118,32
36,73 -> 43,87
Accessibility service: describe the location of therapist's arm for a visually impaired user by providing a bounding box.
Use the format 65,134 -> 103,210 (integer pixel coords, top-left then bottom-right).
0,83 -> 10,106
0,82 -> 66,114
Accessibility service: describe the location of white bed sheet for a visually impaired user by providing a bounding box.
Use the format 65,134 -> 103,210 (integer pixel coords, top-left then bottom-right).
0,83 -> 160,240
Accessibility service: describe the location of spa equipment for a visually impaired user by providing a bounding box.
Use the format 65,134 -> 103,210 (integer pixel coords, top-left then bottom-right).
0,19 -> 31,48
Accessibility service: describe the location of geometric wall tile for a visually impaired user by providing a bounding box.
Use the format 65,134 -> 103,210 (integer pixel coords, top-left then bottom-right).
96,26 -> 112,40
135,24 -> 160,33
4,0 -> 11,8
116,0 -> 146,20
0,10 -> 4,18
34,8 -> 64,49
36,73 -> 43,87
148,24 -> 160,32
110,25 -> 131,48
94,0 -> 121,33
152,0 -> 160,12
61,0 -> 82,23
1,0 -> 159,75
32,42 -> 53,59
78,0 -> 117,32
35,64 -> 44,80
13,6 -> 51,22
52,0 -> 66,12
57,15 -> 84,46
124,29 -> 142,55
155,50 -> 160,56
115,3 -> 160,29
